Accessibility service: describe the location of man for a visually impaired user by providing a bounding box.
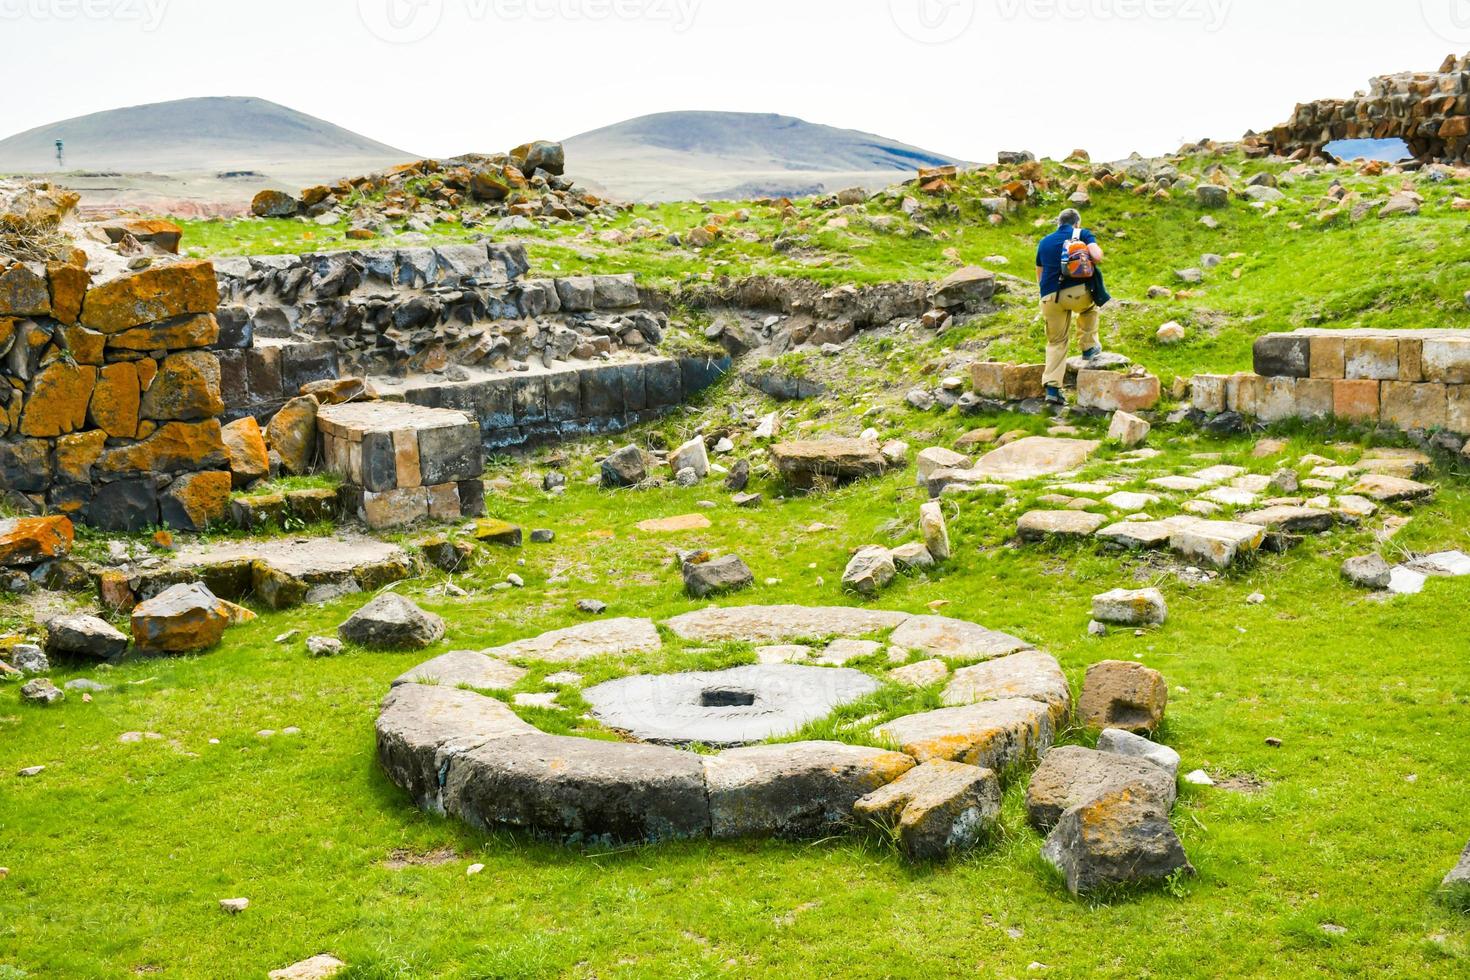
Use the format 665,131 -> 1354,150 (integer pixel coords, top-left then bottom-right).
1036,208 -> 1111,405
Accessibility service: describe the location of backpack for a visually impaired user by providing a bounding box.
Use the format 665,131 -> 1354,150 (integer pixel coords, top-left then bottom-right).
1061,227 -> 1095,280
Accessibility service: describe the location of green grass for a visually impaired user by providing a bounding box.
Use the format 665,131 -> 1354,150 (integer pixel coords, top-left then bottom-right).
5,155 -> 1469,976
3,409 -> 1468,977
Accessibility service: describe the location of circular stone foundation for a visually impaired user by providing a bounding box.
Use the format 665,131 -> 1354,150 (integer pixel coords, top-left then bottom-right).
582,663 -> 881,746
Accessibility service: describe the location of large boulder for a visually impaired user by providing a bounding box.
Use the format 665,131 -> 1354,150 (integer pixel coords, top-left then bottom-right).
511,140 -> 566,176
853,760 -> 1001,861
1040,785 -> 1191,894
45,613 -> 129,660
1078,660 -> 1168,734
130,582 -> 235,654
682,554 -> 754,598
338,593 -> 445,650
929,266 -> 997,312
703,741 -> 914,839
266,395 -> 318,476
1025,745 -> 1177,833
444,732 -> 711,843
601,444 -> 647,488
873,697 -> 1054,771
251,189 -> 298,218
0,516 -> 73,567
843,546 -> 895,596
771,439 -> 886,489
221,416 -> 270,488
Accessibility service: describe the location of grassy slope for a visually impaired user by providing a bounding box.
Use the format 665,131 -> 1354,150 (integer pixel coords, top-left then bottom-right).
2,158 -> 1468,977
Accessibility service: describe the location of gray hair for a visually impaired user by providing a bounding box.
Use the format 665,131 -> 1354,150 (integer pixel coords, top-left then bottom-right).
1058,208 -> 1081,226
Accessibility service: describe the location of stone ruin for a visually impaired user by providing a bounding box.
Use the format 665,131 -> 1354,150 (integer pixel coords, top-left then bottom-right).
0,177 -> 734,533
246,140 -> 613,238
1252,51 -> 1470,164
376,604 -> 1191,886
0,181 -> 232,532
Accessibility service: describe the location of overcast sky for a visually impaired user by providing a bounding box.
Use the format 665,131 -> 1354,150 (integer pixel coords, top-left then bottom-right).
2,0 -> 1466,162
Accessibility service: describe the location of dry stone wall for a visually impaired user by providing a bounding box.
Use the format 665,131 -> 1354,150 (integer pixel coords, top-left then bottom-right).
0,255 -> 231,532
213,244 -> 667,386
1191,329 -> 1470,436
1257,52 -> 1470,164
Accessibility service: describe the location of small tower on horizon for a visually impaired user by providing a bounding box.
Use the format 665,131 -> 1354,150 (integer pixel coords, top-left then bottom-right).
54,140 -> 64,169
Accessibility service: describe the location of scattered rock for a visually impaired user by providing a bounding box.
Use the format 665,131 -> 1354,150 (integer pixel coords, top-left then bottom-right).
853,760 -> 1002,861
338,593 -> 446,650
1039,784 -> 1191,895
1341,554 -> 1393,590
19,678 -> 63,705
307,636 -> 344,658
577,599 -> 607,615
130,583 -> 236,655
1091,588 -> 1167,626
843,546 -> 896,596
601,444 -> 647,488
8,644 -> 47,674
219,897 -> 249,914
771,439 -> 886,489
1026,745 -> 1178,833
1078,660 -> 1167,733
1183,769 -> 1215,786
682,554 -> 754,598
268,954 -> 347,980
890,542 -> 934,571
1097,728 -> 1181,778
919,501 -> 951,562
1108,411 -> 1151,447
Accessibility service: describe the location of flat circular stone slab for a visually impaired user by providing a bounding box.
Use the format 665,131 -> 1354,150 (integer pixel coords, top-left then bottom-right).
583,664 -> 880,747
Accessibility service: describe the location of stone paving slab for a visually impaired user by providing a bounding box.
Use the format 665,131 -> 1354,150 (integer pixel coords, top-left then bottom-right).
887,615 -> 1033,663
873,697 -> 1055,771
391,650 -> 528,690
483,618 -> 662,663
942,650 -> 1071,724
661,605 -> 911,644
962,437 -> 1100,483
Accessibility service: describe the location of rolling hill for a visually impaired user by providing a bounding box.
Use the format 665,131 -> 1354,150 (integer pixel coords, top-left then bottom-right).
564,111 -> 962,201
0,96 -> 413,174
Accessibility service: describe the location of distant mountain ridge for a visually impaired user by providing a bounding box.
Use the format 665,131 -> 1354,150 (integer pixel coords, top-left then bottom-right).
0,96 -> 414,173
564,110 -> 961,201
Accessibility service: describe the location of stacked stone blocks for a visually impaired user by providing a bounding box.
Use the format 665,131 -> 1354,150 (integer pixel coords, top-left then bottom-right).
1192,329 -> 1470,433
0,257 -> 231,531
318,402 -> 486,529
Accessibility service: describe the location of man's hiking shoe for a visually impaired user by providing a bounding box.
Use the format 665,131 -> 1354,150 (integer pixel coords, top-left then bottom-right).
1044,386 -> 1066,406
1082,346 -> 1103,361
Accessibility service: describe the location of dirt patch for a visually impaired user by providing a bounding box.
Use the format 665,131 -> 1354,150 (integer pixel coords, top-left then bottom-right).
383,847 -> 459,870
1217,774 -> 1269,794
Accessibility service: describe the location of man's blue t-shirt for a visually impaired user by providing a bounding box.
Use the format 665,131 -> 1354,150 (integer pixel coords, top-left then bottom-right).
1036,225 -> 1097,298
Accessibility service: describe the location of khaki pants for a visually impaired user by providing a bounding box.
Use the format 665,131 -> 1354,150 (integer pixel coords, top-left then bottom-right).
1041,283 -> 1099,389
